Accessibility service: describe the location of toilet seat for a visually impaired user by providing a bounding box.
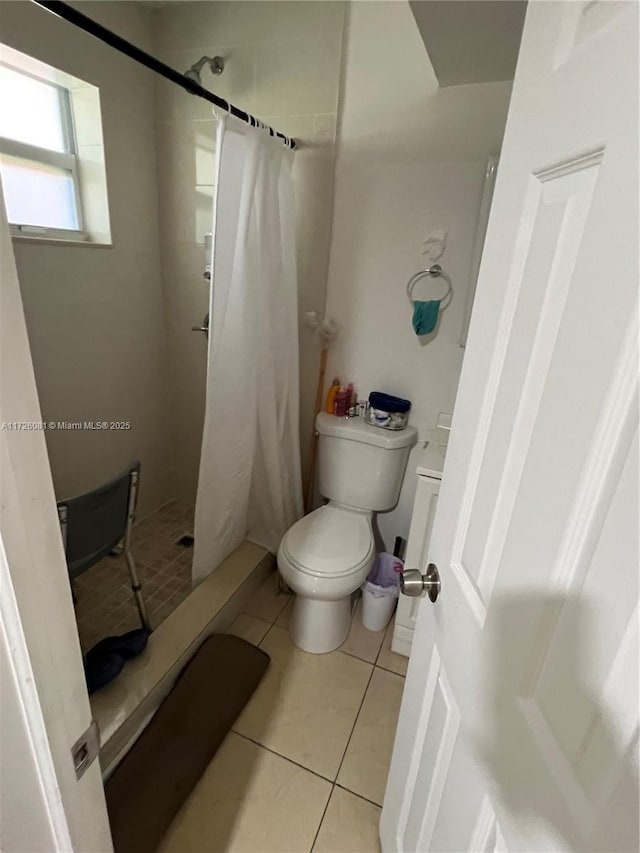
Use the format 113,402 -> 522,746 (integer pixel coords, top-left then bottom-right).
281,504 -> 374,579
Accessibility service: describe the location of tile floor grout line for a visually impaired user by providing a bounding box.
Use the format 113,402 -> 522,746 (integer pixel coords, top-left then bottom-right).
310,783 -> 385,852
257,621 -> 276,647
332,662 -> 376,785
255,596 -> 290,644
374,661 -> 407,679
374,629 -> 387,667
333,781 -> 384,810
272,591 -> 291,624
337,646 -> 383,667
374,622 -> 410,678
231,730 -> 336,786
233,613 -> 273,647
309,783 -> 335,853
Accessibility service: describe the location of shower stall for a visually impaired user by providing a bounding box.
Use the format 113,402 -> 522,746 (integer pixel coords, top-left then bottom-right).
0,0 -> 316,659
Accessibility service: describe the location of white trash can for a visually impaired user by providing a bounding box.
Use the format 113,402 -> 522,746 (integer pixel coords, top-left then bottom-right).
361,581 -> 398,632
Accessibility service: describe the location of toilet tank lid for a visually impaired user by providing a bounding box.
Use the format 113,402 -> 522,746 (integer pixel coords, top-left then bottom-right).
316,412 -> 417,449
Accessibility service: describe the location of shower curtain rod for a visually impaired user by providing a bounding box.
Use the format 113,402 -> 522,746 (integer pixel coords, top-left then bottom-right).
30,0 -> 296,149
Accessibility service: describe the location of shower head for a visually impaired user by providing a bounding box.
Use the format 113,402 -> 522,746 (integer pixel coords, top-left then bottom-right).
184,55 -> 225,86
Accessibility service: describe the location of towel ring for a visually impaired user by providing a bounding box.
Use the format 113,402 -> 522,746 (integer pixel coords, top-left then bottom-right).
407,264 -> 453,307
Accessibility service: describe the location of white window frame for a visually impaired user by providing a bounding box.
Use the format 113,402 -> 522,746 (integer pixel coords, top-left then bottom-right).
0,66 -> 88,242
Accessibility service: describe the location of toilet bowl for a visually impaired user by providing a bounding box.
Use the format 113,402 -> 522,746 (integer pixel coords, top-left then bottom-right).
278,413 -> 417,654
278,503 -> 375,653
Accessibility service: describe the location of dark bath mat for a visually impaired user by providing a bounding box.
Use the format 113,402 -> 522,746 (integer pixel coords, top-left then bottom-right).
105,633 -> 270,853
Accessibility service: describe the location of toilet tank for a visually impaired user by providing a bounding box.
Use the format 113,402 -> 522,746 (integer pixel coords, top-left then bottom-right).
316,413 -> 418,511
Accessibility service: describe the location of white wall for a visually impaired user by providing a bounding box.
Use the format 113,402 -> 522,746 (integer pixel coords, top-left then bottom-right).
325,1 -> 513,549
1,1 -> 172,516
151,1 -> 347,504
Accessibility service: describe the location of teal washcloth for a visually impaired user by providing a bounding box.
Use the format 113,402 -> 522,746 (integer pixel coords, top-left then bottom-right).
412,300 -> 440,335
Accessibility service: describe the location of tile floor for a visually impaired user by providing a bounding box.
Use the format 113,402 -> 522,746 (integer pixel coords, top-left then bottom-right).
73,500 -> 194,652
158,574 -> 409,853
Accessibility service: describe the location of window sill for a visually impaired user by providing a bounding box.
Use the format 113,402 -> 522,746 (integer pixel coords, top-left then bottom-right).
11,234 -> 113,248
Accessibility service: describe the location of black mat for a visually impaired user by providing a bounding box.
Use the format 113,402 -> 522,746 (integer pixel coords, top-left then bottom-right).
105,633 -> 270,853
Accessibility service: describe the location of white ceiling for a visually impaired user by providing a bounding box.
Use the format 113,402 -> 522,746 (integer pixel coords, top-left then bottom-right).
410,0 -> 527,86
337,1 -> 513,164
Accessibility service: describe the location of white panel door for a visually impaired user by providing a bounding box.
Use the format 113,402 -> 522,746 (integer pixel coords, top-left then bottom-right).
381,3 -> 639,851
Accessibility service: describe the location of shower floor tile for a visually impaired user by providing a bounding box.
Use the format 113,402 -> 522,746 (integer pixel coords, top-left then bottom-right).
73,500 -> 194,652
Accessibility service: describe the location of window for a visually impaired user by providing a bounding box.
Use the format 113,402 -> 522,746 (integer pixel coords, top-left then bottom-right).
0,45 -> 111,245
0,62 -> 85,238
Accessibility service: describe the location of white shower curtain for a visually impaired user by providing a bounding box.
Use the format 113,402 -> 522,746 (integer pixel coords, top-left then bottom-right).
192,114 -> 303,586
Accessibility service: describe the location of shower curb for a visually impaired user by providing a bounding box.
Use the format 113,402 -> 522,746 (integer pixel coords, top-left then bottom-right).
92,542 -> 275,780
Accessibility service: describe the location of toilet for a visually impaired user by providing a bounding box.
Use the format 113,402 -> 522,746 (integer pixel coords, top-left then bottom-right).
278,412 -> 417,653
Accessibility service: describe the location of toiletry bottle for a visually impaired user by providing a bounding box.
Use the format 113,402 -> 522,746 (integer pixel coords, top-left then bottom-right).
345,383 -> 355,417
325,378 -> 340,414
347,384 -> 359,417
350,383 -> 357,410
335,387 -> 348,417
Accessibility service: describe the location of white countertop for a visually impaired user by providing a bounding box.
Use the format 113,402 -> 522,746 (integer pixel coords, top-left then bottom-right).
415,440 -> 447,479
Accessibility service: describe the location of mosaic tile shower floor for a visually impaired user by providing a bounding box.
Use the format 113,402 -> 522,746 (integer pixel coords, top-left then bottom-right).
73,500 -> 194,652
